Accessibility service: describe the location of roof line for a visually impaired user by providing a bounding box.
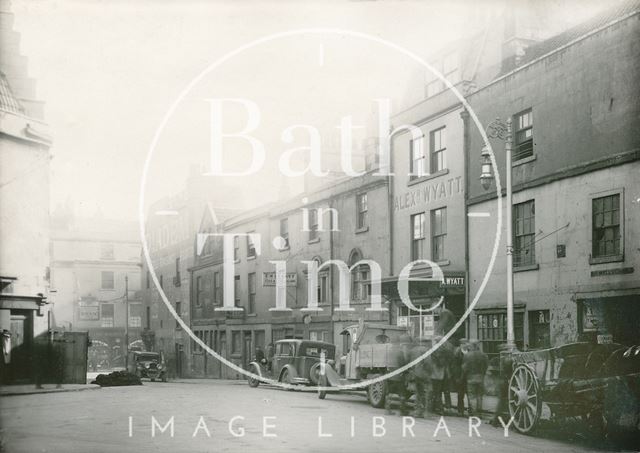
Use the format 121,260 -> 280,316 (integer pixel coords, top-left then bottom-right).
480,8 -> 640,92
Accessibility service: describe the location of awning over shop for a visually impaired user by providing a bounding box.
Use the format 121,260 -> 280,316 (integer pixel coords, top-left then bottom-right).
0,294 -> 46,310
380,270 -> 466,302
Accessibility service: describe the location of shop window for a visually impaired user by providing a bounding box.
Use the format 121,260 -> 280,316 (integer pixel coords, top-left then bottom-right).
430,127 -> 446,173
310,330 -> 330,342
592,193 -> 621,258
514,200 -> 536,267
273,328 -> 294,342
101,304 -> 114,327
231,331 -> 241,355
476,311 -> 524,356
431,207 -> 447,262
129,303 -> 142,328
514,109 -> 533,160
101,271 -> 114,290
528,310 -> 550,349
411,213 -> 426,260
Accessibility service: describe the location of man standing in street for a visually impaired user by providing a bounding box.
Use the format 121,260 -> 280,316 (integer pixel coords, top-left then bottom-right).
462,339 -> 489,416
491,343 -> 514,426
427,335 -> 447,415
408,338 -> 430,418
453,338 -> 469,416
385,334 -> 412,416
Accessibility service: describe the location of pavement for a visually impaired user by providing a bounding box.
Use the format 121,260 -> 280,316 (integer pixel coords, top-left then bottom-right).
0,383 -> 100,397
0,378 -> 623,453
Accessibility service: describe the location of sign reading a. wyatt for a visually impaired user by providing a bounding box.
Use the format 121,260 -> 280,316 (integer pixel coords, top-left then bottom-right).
263,271 -> 297,287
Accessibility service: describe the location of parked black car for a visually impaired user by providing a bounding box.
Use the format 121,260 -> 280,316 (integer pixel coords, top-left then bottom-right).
127,351 -> 167,382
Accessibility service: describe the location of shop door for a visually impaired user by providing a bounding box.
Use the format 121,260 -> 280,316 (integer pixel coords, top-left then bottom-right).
243,333 -> 252,368
9,311 -> 33,382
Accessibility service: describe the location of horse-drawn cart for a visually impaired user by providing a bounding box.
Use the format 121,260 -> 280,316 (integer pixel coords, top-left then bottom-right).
507,341 -> 640,434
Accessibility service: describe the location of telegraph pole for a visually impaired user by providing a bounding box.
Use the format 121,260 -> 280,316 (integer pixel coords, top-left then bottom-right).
124,274 -> 129,369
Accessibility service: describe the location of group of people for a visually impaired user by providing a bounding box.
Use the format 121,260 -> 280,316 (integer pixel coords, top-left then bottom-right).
385,331 -> 489,419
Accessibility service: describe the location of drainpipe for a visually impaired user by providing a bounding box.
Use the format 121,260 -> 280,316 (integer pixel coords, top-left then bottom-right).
460,108 -> 471,340
329,196 -> 335,344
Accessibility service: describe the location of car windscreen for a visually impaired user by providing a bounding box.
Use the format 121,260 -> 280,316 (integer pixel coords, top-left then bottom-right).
136,354 -> 160,362
301,345 -> 335,359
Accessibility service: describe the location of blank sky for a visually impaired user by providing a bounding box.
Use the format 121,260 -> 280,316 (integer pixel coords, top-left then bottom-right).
10,0 -> 605,222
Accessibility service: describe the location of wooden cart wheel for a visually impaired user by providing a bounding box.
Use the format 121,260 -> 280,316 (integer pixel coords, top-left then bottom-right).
508,365 -> 542,433
368,379 -> 387,408
318,373 -> 328,400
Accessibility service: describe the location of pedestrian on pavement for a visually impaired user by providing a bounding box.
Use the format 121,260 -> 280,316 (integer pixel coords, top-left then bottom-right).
439,338 -> 455,411
254,346 -> 265,364
427,335 -> 447,415
436,308 -> 456,336
452,338 -> 470,416
491,343 -> 514,426
266,343 -> 274,371
408,338 -> 430,418
385,334 -> 412,416
462,340 -> 489,416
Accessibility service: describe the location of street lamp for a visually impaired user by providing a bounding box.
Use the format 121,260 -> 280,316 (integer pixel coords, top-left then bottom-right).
479,117 -> 516,351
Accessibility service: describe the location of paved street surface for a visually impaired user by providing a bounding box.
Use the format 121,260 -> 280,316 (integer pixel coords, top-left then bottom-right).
0,380 -> 619,453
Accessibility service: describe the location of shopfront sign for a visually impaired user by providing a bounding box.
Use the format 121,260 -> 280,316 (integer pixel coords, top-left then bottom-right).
78,304 -> 99,321
590,267 -> 633,277
393,176 -> 463,212
440,276 -> 465,288
263,271 -> 297,287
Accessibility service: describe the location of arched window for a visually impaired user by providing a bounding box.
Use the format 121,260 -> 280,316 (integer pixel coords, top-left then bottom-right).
348,249 -> 369,301
311,256 -> 328,304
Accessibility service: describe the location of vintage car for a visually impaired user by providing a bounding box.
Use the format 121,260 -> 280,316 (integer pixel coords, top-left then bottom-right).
127,351 -> 167,382
247,339 -> 335,387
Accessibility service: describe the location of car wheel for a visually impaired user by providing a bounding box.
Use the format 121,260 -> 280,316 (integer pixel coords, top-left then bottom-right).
151,378 -> 155,382
280,369 -> 293,389
318,373 -> 328,400
248,370 -> 261,388
162,374 -> 168,383
309,362 -> 322,385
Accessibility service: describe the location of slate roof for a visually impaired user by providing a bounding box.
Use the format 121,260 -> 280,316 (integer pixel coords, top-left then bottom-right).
517,0 -> 640,68
0,72 -> 25,115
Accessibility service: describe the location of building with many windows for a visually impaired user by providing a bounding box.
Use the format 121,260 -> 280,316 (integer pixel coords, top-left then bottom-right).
465,1 -> 640,356
188,171 -> 392,378
0,0 -> 53,384
50,213 -> 142,368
